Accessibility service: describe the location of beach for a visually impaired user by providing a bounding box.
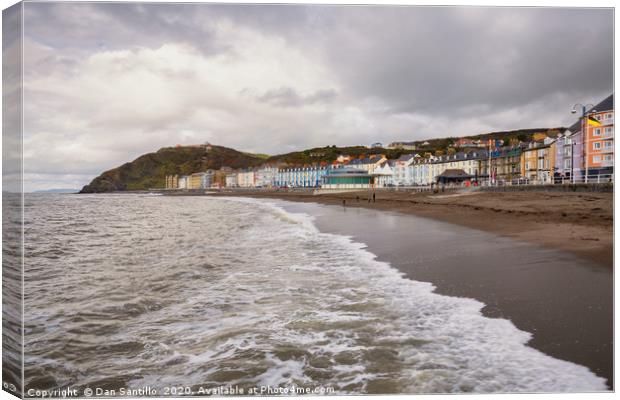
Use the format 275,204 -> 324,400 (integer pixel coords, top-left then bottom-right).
273,199 -> 613,390
201,189 -> 613,388
207,189 -> 613,267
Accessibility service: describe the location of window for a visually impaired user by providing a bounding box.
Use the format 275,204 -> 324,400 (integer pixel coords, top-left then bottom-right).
604,141 -> 613,148
564,159 -> 571,169
604,154 -> 613,161
593,156 -> 601,163
606,113 -> 613,119
563,147 -> 571,156
604,127 -> 613,136
594,128 -> 601,136
593,142 -> 602,150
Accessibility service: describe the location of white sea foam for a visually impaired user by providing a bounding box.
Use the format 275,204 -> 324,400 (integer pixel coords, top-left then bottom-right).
215,196 -> 607,393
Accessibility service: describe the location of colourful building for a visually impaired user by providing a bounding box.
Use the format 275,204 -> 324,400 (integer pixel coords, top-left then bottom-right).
520,142 -> 555,183
275,165 -> 330,188
584,94 -> 614,179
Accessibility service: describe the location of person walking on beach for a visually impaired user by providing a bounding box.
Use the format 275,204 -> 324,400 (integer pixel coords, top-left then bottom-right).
342,199 -> 346,208
356,195 -> 359,202
373,192 -> 376,203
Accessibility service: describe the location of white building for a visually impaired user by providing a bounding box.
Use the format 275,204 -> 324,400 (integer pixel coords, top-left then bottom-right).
372,161 -> 394,187
392,154 -> 418,186
225,173 -> 238,188
255,166 -> 278,187
178,175 -> 188,189
237,170 -> 256,188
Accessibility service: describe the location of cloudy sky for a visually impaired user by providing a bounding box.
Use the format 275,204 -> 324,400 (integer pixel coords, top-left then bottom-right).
17,3 -> 614,190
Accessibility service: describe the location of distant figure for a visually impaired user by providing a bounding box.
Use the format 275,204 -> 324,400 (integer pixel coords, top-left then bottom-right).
342,199 -> 346,207
356,195 -> 360,202
373,192 -> 376,203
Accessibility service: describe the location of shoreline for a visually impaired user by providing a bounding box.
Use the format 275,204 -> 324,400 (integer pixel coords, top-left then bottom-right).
263,198 -> 613,390
201,189 -> 613,267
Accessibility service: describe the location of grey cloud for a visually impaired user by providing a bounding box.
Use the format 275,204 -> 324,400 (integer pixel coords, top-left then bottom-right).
18,3 -> 614,190
252,87 -> 338,107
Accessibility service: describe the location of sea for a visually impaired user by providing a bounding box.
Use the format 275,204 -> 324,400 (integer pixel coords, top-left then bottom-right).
16,193 -> 607,394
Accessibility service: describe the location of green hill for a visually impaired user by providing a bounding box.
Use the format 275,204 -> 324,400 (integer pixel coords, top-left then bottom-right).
79,145 -> 264,193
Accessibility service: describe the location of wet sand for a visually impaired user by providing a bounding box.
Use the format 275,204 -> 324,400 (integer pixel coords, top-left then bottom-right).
206,189 -> 613,267
274,200 -> 613,390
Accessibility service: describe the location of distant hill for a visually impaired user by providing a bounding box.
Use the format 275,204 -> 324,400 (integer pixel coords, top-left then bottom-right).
79,145 -> 265,193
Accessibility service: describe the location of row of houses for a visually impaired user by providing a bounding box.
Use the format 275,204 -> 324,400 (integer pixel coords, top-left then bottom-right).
166,95 -> 613,190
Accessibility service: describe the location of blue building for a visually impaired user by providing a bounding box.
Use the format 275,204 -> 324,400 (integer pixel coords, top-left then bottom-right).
275,165 -> 331,188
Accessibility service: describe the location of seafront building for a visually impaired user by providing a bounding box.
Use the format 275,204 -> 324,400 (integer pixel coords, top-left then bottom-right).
187,171 -> 213,189
165,174 -> 178,189
554,131 -> 575,181
392,154 -> 418,186
236,170 -> 255,188
584,94 -> 614,179
373,161 -> 395,187
255,166 -> 278,187
178,175 -> 188,189
520,141 -> 555,183
489,146 -> 523,182
321,167 -> 374,189
275,165 -> 331,187
225,172 -> 238,188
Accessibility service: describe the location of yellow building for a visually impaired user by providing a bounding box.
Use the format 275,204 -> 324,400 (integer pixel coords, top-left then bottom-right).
187,173 -> 203,189
520,142 -> 555,183
165,175 -> 178,189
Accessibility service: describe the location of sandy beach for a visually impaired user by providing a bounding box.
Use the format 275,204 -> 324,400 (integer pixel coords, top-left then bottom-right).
192,188 -> 614,388
206,188 -> 613,267
270,198 -> 613,390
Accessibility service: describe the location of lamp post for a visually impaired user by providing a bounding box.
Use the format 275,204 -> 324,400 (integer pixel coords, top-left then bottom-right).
571,103 -> 595,183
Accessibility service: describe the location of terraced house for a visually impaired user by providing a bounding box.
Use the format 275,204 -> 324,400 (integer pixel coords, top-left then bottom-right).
520,141 -> 555,183
275,165 -> 331,187
489,147 -> 523,182
585,94 -> 614,179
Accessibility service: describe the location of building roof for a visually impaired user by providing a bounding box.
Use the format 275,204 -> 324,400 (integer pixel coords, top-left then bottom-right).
349,155 -> 385,165
593,93 -> 614,113
397,154 -> 416,162
437,169 -> 472,178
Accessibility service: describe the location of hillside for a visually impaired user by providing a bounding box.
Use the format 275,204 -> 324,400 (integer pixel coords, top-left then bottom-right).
265,145 -> 409,165
79,145 -> 265,193
397,127 -> 563,152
